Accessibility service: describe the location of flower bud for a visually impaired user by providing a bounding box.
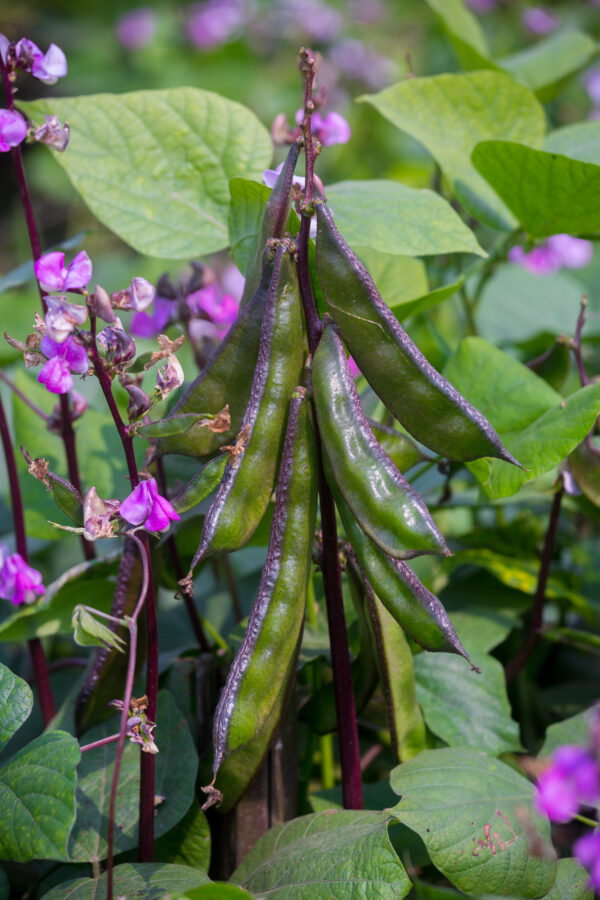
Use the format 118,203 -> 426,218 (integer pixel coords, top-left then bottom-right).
125,383 -> 151,421
89,285 -> 117,323
97,321 -> 136,365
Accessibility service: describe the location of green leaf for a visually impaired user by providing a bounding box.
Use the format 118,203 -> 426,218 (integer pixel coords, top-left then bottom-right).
71,605 -> 127,652
0,555 -> 120,643
544,121 -> 600,165
472,140 -> 600,237
362,72 -> 545,230
389,748 -> 557,897
137,413 -> 217,438
449,609 -> 517,655
0,663 -> 33,752
540,708 -> 593,757
50,475 -> 83,525
444,337 -> 600,498
23,89 -> 272,259
231,810 -> 411,899
425,0 -> 495,69
391,278 -> 464,322
153,801 -> 211,872
41,863 -> 209,899
325,180 -> 486,257
355,247 -> 429,307
501,31 -> 598,102
414,650 -> 522,756
184,886 -> 254,900
0,731 -> 80,862
229,177 -> 300,275
542,857 -> 594,900
69,690 -> 197,861
478,264 -> 593,345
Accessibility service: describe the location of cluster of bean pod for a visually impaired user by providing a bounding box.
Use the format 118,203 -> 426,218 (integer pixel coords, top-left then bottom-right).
157,140 -> 518,811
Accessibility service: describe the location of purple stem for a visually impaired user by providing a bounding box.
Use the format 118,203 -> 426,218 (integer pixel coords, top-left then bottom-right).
296,47 -> 363,810
80,733 -> 120,753
0,394 -> 55,725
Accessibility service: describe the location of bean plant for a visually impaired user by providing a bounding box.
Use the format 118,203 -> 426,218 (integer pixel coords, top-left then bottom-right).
0,3 -> 600,899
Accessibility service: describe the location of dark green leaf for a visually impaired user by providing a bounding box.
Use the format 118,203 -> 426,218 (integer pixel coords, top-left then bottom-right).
0,663 -> 33,752
229,177 -> 300,275
231,810 -> 411,899
389,748 -> 556,897
69,690 -> 197,861
472,141 -> 600,237
184,886 -> 254,900
356,247 -> 429,306
542,857 -> 594,900
362,72 -> 545,229
50,475 -> 83,525
391,278 -> 464,322
153,801 -> 211,872
24,90 -> 272,259
41,863 -> 209,899
540,707 -> 595,757
544,121 -> 600,165
0,731 -> 80,862
425,0 -> 496,70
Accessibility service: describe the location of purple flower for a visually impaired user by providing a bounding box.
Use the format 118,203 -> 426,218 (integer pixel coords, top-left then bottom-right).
116,8 -> 157,50
314,111 -> 351,146
38,334 -> 89,394
263,161 -> 305,191
220,264 -> 245,303
186,0 -> 246,49
585,67 -> 600,107
536,746 -> 600,823
35,250 -> 92,293
111,277 -> 156,312
509,234 -> 593,275
14,38 -> 67,83
97,321 -> 136,365
522,6 -> 558,35
120,477 -> 180,533
574,830 -> 600,891
130,295 -> 172,338
44,296 -> 88,343
0,109 -> 28,153
0,547 -> 44,606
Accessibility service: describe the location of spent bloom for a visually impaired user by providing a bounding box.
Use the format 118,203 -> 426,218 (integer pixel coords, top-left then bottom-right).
35,250 -> 93,294
38,335 -> 89,394
508,234 -> 593,275
120,477 -> 180,533
116,8 -> 157,50
0,546 -> 44,606
0,109 -> 28,153
110,695 -> 158,753
111,277 -> 156,312
32,114 -> 70,152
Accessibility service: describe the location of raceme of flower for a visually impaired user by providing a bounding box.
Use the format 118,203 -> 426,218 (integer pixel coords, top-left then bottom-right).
295,108 -> 351,146
120,477 -> 180,533
0,34 -> 67,84
508,234 -> 593,276
38,335 -> 89,394
0,108 -> 28,152
35,250 -> 93,293
0,545 -> 45,606
109,695 -> 159,753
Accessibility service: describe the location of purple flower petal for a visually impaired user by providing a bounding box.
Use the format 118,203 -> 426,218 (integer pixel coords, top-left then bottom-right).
0,552 -> 45,606
145,494 -> 180,532
35,251 -> 67,292
116,8 -> 157,50
574,830 -> 600,890
535,766 -> 579,822
64,251 -> 92,291
130,295 -> 172,337
31,42 -> 67,84
546,234 -> 593,269
0,109 -> 28,153
0,33 -> 9,64
120,481 -> 153,526
38,355 -> 73,393
63,336 -> 89,374
316,111 -> 351,146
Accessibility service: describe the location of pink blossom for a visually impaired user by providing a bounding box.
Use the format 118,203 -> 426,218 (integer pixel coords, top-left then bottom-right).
522,6 -> 558,35
14,38 -> 67,84
116,8 -> 157,50
536,745 -> 600,823
35,250 -> 92,293
186,0 -> 245,49
263,162 -> 305,191
111,277 -> 156,312
313,111 -> 351,146
585,67 -> 600,107
220,264 -> 245,303
120,477 -> 180,533
38,334 -> 89,394
130,295 -> 173,338
0,109 -> 28,153
508,234 -> 593,275
348,356 -> 361,378
574,830 -> 600,891
44,296 -> 88,343
188,283 -> 239,340
0,547 -> 44,606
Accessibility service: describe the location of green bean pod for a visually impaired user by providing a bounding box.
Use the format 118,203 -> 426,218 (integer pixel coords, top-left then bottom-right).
190,242 -> 304,566
327,467 -> 468,659
156,251 -> 276,460
210,390 -> 318,809
239,139 -> 302,309
315,202 -> 519,465
312,319 -> 449,559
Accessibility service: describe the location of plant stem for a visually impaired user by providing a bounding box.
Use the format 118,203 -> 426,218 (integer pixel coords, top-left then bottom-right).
0,394 -> 55,725
296,47 -> 362,810
80,733 -> 120,753
505,486 -> 564,684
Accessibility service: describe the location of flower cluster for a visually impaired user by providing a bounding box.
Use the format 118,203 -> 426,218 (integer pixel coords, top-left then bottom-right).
0,545 -> 44,606
271,107 -> 351,148
109,695 -> 158,754
120,477 -> 180,533
508,234 -> 593,276
536,706 -> 600,891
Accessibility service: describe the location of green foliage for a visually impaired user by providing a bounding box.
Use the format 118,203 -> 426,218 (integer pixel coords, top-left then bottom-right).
0,663 -> 33,753
71,605 -> 127,652
41,863 -> 209,899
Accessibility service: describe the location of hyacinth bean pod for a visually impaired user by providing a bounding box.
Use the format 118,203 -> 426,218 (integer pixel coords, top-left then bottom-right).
189,241 -> 304,567
156,251 -> 276,460
209,390 -> 318,810
328,471 -> 468,659
239,139 -> 302,309
315,202 -> 520,465
312,319 -> 449,559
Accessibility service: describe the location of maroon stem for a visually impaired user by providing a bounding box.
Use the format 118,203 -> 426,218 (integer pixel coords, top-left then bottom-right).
0,395 -> 55,725
505,486 -> 564,684
80,733 -> 120,753
296,47 -> 363,809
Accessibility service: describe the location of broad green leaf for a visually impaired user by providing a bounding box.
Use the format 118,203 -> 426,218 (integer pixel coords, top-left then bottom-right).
414,882 -> 521,900
229,177 -> 300,275
41,863 -> 209,899
362,72 -> 545,230
444,337 -> 600,498
472,141 -> 600,237
325,180 -> 486,257
478,264 -> 593,345
231,810 -> 411,899
0,731 -> 80,862
542,857 -> 594,900
0,555 -> 120,643
0,663 -> 33,752
71,605 -> 127,652
501,31 -> 598,101
569,435 -> 600,507
544,121 -> 600,165
390,748 -> 557,897
425,0 -> 496,70
153,801 -> 211,872
391,278 -> 464,322
24,90 -> 272,259
414,650 -> 522,756
355,247 -> 429,307
540,708 -> 594,757
50,475 -> 83,525
449,609 -> 517,655
69,690 -> 197,861
184,886 -> 254,899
